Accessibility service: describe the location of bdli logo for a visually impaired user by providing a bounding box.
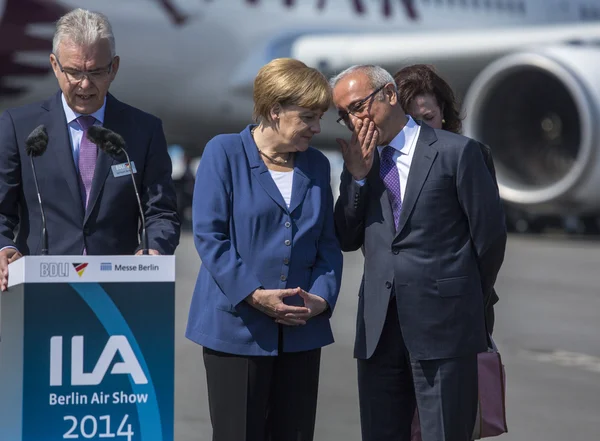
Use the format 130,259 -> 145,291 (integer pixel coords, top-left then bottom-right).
40,262 -> 69,277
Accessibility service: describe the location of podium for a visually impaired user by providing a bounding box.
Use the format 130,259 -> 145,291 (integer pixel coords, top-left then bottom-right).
0,256 -> 175,441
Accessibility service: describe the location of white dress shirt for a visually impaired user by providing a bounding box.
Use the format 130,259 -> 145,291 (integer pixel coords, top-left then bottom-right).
61,94 -> 106,170
377,115 -> 421,199
269,170 -> 294,209
356,115 -> 421,198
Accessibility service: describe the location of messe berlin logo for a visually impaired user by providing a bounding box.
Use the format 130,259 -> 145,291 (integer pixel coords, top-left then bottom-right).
100,262 -> 113,271
72,263 -> 88,277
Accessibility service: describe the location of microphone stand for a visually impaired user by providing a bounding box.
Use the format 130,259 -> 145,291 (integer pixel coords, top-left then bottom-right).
120,148 -> 149,255
29,155 -> 48,255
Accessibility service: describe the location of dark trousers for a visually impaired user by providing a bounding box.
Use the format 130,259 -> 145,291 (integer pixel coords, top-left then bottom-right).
357,298 -> 478,441
203,346 -> 321,441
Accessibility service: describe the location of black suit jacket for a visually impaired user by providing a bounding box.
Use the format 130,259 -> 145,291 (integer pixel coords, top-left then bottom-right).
478,142 -> 497,184
335,123 -> 507,360
0,92 -> 180,255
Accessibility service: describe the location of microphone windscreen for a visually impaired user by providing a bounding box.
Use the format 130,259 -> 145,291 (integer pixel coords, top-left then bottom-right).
87,126 -> 126,156
25,125 -> 49,157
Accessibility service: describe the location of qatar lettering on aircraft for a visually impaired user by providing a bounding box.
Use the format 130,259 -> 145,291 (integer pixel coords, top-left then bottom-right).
159,0 -> 419,25
243,0 -> 418,19
0,0 -> 418,102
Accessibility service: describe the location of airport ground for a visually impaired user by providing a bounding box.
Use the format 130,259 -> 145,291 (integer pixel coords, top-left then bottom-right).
173,232 -> 600,441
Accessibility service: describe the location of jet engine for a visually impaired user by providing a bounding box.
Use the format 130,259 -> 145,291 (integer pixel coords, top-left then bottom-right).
463,45 -> 600,216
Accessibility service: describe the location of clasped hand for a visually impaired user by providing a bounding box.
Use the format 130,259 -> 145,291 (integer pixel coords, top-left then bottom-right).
246,287 -> 328,326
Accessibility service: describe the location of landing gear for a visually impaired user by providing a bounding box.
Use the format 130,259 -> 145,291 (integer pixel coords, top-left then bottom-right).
504,204 -> 600,235
504,205 -> 545,234
563,215 -> 600,235
581,216 -> 600,235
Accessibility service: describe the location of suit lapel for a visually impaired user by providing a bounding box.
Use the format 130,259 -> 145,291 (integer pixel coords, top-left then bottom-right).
42,92 -> 85,221
84,94 -> 124,224
288,150 -> 311,214
395,125 -> 438,238
243,126 -> 289,212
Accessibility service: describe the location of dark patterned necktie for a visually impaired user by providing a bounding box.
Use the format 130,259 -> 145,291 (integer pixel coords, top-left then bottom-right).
76,115 -> 97,208
379,146 -> 402,230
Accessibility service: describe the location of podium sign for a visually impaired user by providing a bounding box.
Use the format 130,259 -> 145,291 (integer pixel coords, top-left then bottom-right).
0,256 -> 175,441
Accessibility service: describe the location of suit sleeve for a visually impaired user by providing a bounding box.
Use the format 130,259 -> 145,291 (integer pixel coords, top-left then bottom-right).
308,160 -> 343,316
334,167 -> 369,251
192,139 -> 263,307
138,119 -> 181,255
478,142 -> 500,308
457,140 -> 507,302
478,142 -> 498,187
0,111 -> 22,250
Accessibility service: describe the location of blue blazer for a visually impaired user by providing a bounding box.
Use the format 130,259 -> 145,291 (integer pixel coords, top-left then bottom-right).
0,92 -> 180,255
186,125 -> 343,356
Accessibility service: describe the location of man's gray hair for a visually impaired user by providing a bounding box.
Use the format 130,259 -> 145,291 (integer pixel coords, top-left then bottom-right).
329,65 -> 397,94
53,8 -> 116,57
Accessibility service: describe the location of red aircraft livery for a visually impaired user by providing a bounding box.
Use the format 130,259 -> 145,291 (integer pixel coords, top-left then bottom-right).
0,0 -> 68,98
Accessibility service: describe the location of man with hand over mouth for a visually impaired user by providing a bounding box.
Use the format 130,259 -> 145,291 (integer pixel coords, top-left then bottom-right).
331,64 -> 506,441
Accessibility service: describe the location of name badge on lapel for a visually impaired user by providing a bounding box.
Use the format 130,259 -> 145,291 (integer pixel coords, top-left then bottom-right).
111,162 -> 137,178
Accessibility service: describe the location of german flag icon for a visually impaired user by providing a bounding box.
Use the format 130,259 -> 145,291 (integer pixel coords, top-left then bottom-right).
72,262 -> 88,277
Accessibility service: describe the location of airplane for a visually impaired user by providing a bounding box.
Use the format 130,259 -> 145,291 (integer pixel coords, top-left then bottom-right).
2,0 -> 600,233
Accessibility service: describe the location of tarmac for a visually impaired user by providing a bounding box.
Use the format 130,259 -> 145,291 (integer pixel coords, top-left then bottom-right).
174,232 -> 600,441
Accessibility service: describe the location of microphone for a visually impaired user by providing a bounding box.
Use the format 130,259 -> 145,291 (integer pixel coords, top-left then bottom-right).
25,125 -> 49,255
86,126 -> 149,255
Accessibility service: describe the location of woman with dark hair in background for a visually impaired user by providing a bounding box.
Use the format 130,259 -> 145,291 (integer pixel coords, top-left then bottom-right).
394,63 -> 499,334
394,63 -> 496,175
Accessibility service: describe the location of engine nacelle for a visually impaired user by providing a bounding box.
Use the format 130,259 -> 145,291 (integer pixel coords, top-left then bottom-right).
462,46 -> 600,215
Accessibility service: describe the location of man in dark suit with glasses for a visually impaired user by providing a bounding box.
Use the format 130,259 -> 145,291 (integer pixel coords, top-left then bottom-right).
331,64 -> 506,441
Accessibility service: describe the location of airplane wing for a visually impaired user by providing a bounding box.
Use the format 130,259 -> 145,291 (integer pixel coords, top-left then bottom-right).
290,22 -> 600,216
290,22 -> 600,72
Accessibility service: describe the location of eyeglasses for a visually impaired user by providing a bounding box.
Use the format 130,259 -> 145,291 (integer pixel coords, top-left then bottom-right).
53,54 -> 114,84
336,84 -> 386,127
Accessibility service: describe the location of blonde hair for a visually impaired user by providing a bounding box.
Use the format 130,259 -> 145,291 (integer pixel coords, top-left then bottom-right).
253,58 -> 332,122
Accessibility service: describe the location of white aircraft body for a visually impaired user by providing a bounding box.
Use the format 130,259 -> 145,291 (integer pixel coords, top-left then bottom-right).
2,0 -> 600,229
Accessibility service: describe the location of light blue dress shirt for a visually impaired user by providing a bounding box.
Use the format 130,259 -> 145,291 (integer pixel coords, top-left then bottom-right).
61,94 -> 106,170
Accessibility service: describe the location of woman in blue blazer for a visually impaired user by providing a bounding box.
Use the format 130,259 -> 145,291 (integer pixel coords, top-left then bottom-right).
186,58 -> 343,441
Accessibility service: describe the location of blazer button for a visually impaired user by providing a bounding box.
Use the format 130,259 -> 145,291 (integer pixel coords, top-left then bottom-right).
280,275 -> 287,281
385,281 -> 392,289
283,257 -> 290,265
392,249 -> 399,255
285,221 -> 291,228
284,239 -> 291,246
83,227 -> 90,235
